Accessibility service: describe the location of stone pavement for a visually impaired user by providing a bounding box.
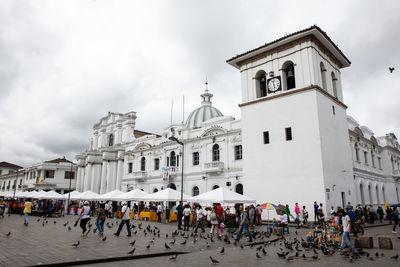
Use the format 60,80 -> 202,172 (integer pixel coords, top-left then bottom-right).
0,214 -> 399,267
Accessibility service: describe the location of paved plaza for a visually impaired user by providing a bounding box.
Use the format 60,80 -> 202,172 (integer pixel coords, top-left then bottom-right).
0,214 -> 399,267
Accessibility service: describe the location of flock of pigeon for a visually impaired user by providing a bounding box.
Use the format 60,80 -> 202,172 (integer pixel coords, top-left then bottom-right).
3,216 -> 400,265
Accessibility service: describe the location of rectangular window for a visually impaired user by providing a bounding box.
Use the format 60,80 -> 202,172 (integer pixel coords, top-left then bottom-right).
45,170 -> 55,178
363,151 -> 368,165
193,152 -> 200,165
64,171 -> 75,179
128,163 -> 133,173
285,127 -> 292,141
332,105 -> 335,115
167,157 -> 170,167
154,158 -> 160,170
263,131 -> 269,144
235,145 -> 243,160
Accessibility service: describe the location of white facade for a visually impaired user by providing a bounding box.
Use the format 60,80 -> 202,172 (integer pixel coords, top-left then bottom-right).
75,26 -> 400,215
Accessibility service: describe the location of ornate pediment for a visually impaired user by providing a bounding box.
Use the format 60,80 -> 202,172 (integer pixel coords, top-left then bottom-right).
134,142 -> 151,151
201,125 -> 227,137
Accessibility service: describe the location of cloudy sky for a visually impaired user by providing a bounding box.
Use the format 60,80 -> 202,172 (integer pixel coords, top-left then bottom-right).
0,0 -> 399,167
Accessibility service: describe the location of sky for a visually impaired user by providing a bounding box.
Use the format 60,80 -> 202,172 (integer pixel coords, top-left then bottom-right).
0,0 -> 399,167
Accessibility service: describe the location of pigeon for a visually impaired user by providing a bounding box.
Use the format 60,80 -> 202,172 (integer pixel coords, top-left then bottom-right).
240,244 -> 244,249
170,254 -> 178,260
389,67 -> 395,73
391,254 -> 398,260
129,240 -> 136,246
256,246 -> 262,251
63,221 -> 68,227
138,223 -> 142,229
220,247 -> 225,254
256,252 -> 262,259
102,236 -> 107,242
37,218 -> 40,222
180,240 -> 187,245
68,226 -> 71,231
146,244 -> 150,249
72,241 -> 80,247
170,238 -> 176,245
165,243 -> 171,249
312,255 -> 318,260
262,248 -> 267,255
206,242 -> 211,249
6,232 -> 11,237
209,256 -> 219,264
53,221 -> 57,224
128,248 -> 135,254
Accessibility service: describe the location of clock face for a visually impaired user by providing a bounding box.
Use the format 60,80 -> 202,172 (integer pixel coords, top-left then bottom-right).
267,77 -> 281,93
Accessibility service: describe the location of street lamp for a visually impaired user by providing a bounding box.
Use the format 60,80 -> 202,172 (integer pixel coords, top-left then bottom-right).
66,161 -> 73,215
168,136 -> 184,202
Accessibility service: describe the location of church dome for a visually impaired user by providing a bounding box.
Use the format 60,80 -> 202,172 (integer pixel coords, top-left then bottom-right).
185,87 -> 223,128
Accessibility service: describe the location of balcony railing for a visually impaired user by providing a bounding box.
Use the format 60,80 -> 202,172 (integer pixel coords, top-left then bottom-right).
168,166 -> 180,173
132,171 -> 148,178
204,161 -> 224,172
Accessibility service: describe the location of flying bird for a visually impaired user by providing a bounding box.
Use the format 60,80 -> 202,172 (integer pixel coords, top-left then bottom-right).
209,256 -> 219,264
389,67 -> 395,73
72,241 -> 80,247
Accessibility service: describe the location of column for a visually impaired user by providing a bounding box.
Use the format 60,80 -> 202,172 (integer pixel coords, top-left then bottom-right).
106,161 -> 117,192
116,159 -> 124,191
93,164 -> 102,193
76,167 -> 82,191
83,164 -> 92,191
90,164 -> 97,192
99,161 -> 108,194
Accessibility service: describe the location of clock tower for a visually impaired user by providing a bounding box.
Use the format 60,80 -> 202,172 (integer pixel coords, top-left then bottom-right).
227,26 -> 356,214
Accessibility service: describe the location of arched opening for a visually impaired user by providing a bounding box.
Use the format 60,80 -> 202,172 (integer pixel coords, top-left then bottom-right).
140,157 -> 146,171
235,183 -> 243,195
170,151 -> 176,167
192,186 -> 199,196
331,72 -> 338,98
108,134 -> 114,146
368,185 -> 373,204
359,183 -> 365,205
153,188 -> 158,193
320,62 -> 327,90
168,183 -> 176,190
255,70 -> 267,98
282,61 -> 295,90
375,185 -> 379,204
212,144 -> 220,162
212,185 -> 219,190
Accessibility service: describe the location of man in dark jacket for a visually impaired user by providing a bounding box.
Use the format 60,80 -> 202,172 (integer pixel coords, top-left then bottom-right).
235,205 -> 253,242
176,201 -> 183,230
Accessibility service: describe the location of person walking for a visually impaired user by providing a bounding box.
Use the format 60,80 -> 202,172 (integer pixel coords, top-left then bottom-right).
248,205 -> 255,229
314,201 -> 319,222
114,201 -> 131,237
284,204 -> 291,223
96,203 -> 106,235
78,201 -> 91,236
294,203 -> 300,228
339,210 -> 354,250
209,206 -> 221,237
23,198 -> 33,226
176,201 -> 184,230
301,206 -> 309,225
194,205 -> 205,233
392,207 -> 399,234
156,203 -> 163,223
183,204 -> 191,231
235,205 -> 253,242
377,206 -> 384,223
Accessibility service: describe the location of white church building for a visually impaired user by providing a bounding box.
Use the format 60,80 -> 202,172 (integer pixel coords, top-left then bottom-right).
76,26 -> 400,213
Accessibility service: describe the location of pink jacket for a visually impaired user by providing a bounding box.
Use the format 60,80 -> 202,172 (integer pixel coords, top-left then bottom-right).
294,205 -> 300,214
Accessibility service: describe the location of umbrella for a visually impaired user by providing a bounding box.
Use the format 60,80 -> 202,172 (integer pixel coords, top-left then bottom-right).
258,203 -> 279,223
188,187 -> 255,204
110,189 -> 149,201
390,203 -> 400,208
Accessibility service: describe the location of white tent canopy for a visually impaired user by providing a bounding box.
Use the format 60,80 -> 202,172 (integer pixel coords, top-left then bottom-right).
71,190 -> 99,200
26,190 -> 46,199
188,187 -> 256,204
111,189 -> 149,201
140,188 -> 189,202
61,190 -> 81,200
38,190 -> 63,200
95,189 -> 124,201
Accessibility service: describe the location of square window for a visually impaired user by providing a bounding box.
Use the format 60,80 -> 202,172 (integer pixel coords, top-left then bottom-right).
285,127 -> 292,141
263,131 -> 269,144
193,152 -> 200,165
64,171 -> 75,179
234,145 -> 243,160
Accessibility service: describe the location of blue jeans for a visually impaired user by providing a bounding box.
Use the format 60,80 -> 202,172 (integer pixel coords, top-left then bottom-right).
340,231 -> 354,249
116,219 -> 131,235
24,213 -> 29,224
96,219 -> 104,233
237,224 -> 252,241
